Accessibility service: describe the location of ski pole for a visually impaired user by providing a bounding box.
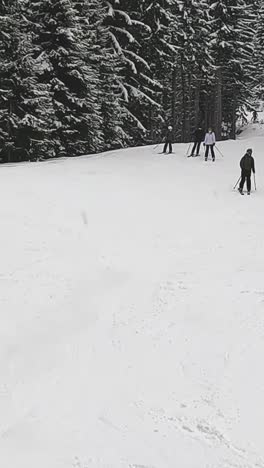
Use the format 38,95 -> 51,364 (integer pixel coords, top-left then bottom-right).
233,176 -> 241,190
254,173 -> 257,191
154,138 -> 166,151
215,145 -> 224,157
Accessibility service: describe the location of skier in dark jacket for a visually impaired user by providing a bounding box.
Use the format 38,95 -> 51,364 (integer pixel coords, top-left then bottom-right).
252,110 -> 258,123
162,126 -> 173,154
190,127 -> 205,157
239,148 -> 255,195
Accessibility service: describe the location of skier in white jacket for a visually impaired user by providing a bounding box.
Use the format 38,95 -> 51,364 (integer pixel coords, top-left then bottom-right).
203,128 -> 216,161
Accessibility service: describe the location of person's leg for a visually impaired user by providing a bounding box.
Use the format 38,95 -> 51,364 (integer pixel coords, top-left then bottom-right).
163,142 -> 168,153
191,142 -> 197,155
169,142 -> 172,153
246,174 -> 251,193
211,145 -> 215,161
196,142 -> 201,155
205,146 -> 209,160
239,171 -> 246,191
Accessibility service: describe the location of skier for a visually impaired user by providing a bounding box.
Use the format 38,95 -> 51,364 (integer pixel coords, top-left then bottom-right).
203,128 -> 216,161
190,126 -> 205,157
238,148 -> 255,195
162,125 -> 173,154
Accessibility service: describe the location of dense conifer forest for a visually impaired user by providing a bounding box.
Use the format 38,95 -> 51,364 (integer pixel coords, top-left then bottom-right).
0,0 -> 262,162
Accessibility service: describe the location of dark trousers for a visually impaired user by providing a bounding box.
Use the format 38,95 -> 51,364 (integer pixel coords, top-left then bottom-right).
191,141 -> 201,155
239,170 -> 251,192
163,141 -> 172,153
205,145 -> 215,160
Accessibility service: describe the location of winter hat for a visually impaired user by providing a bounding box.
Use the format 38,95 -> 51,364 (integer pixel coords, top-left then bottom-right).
246,148 -> 252,154
168,125 -> 172,130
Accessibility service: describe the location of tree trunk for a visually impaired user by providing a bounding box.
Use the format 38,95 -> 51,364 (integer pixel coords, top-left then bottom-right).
214,67 -> 222,140
184,72 -> 191,141
230,97 -> 236,140
7,99 -> 14,163
181,56 -> 187,142
171,63 -> 177,141
194,80 -> 200,128
149,104 -> 154,142
203,91 -> 209,130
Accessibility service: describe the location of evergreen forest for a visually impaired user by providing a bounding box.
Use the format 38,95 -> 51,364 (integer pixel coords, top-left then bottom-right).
0,0 -> 263,162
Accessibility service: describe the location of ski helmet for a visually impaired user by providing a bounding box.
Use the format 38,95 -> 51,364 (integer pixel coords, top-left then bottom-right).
168,125 -> 172,131
247,148 -> 252,154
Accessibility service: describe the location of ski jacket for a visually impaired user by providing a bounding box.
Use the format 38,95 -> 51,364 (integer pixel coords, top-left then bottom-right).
240,154 -> 255,173
204,132 -> 216,145
194,128 -> 204,142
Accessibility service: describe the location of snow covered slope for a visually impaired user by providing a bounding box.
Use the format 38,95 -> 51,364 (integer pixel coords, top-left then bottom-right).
0,126 -> 264,468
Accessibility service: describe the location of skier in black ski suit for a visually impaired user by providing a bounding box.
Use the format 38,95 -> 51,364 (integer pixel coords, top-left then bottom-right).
239,148 -> 255,195
162,126 -> 173,154
252,110 -> 258,123
190,127 -> 205,157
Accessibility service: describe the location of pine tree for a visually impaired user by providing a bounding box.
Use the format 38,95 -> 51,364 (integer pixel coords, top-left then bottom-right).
167,0 -> 213,142
87,0 -> 127,149
252,2 -> 264,102
139,0 -> 172,142
27,0 -> 103,157
0,0 -> 51,162
103,0 -> 164,144
209,0 -> 256,139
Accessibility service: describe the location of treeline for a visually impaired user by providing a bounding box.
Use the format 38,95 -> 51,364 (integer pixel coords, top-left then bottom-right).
0,0 -> 262,162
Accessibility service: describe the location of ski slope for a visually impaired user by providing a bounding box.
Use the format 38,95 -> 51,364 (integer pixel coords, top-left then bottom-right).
0,125 -> 264,468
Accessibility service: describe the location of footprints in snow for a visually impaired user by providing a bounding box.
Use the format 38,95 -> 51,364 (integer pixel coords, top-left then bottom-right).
154,278 -> 189,314
146,406 -> 262,466
240,289 -> 264,303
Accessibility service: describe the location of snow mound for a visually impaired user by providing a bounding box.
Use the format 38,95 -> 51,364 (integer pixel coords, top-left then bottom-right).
238,120 -> 264,140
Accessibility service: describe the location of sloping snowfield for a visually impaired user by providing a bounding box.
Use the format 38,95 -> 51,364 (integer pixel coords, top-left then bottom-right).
0,125 -> 264,468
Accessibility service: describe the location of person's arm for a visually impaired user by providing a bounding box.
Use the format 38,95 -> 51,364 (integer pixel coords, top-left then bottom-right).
252,157 -> 255,173
212,132 -> 216,144
240,157 -> 244,169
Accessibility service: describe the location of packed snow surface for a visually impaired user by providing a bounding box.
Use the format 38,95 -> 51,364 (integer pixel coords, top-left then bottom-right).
0,125 -> 264,468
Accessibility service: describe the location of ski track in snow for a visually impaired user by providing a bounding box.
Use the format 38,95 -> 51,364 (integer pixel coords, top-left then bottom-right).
0,125 -> 264,467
